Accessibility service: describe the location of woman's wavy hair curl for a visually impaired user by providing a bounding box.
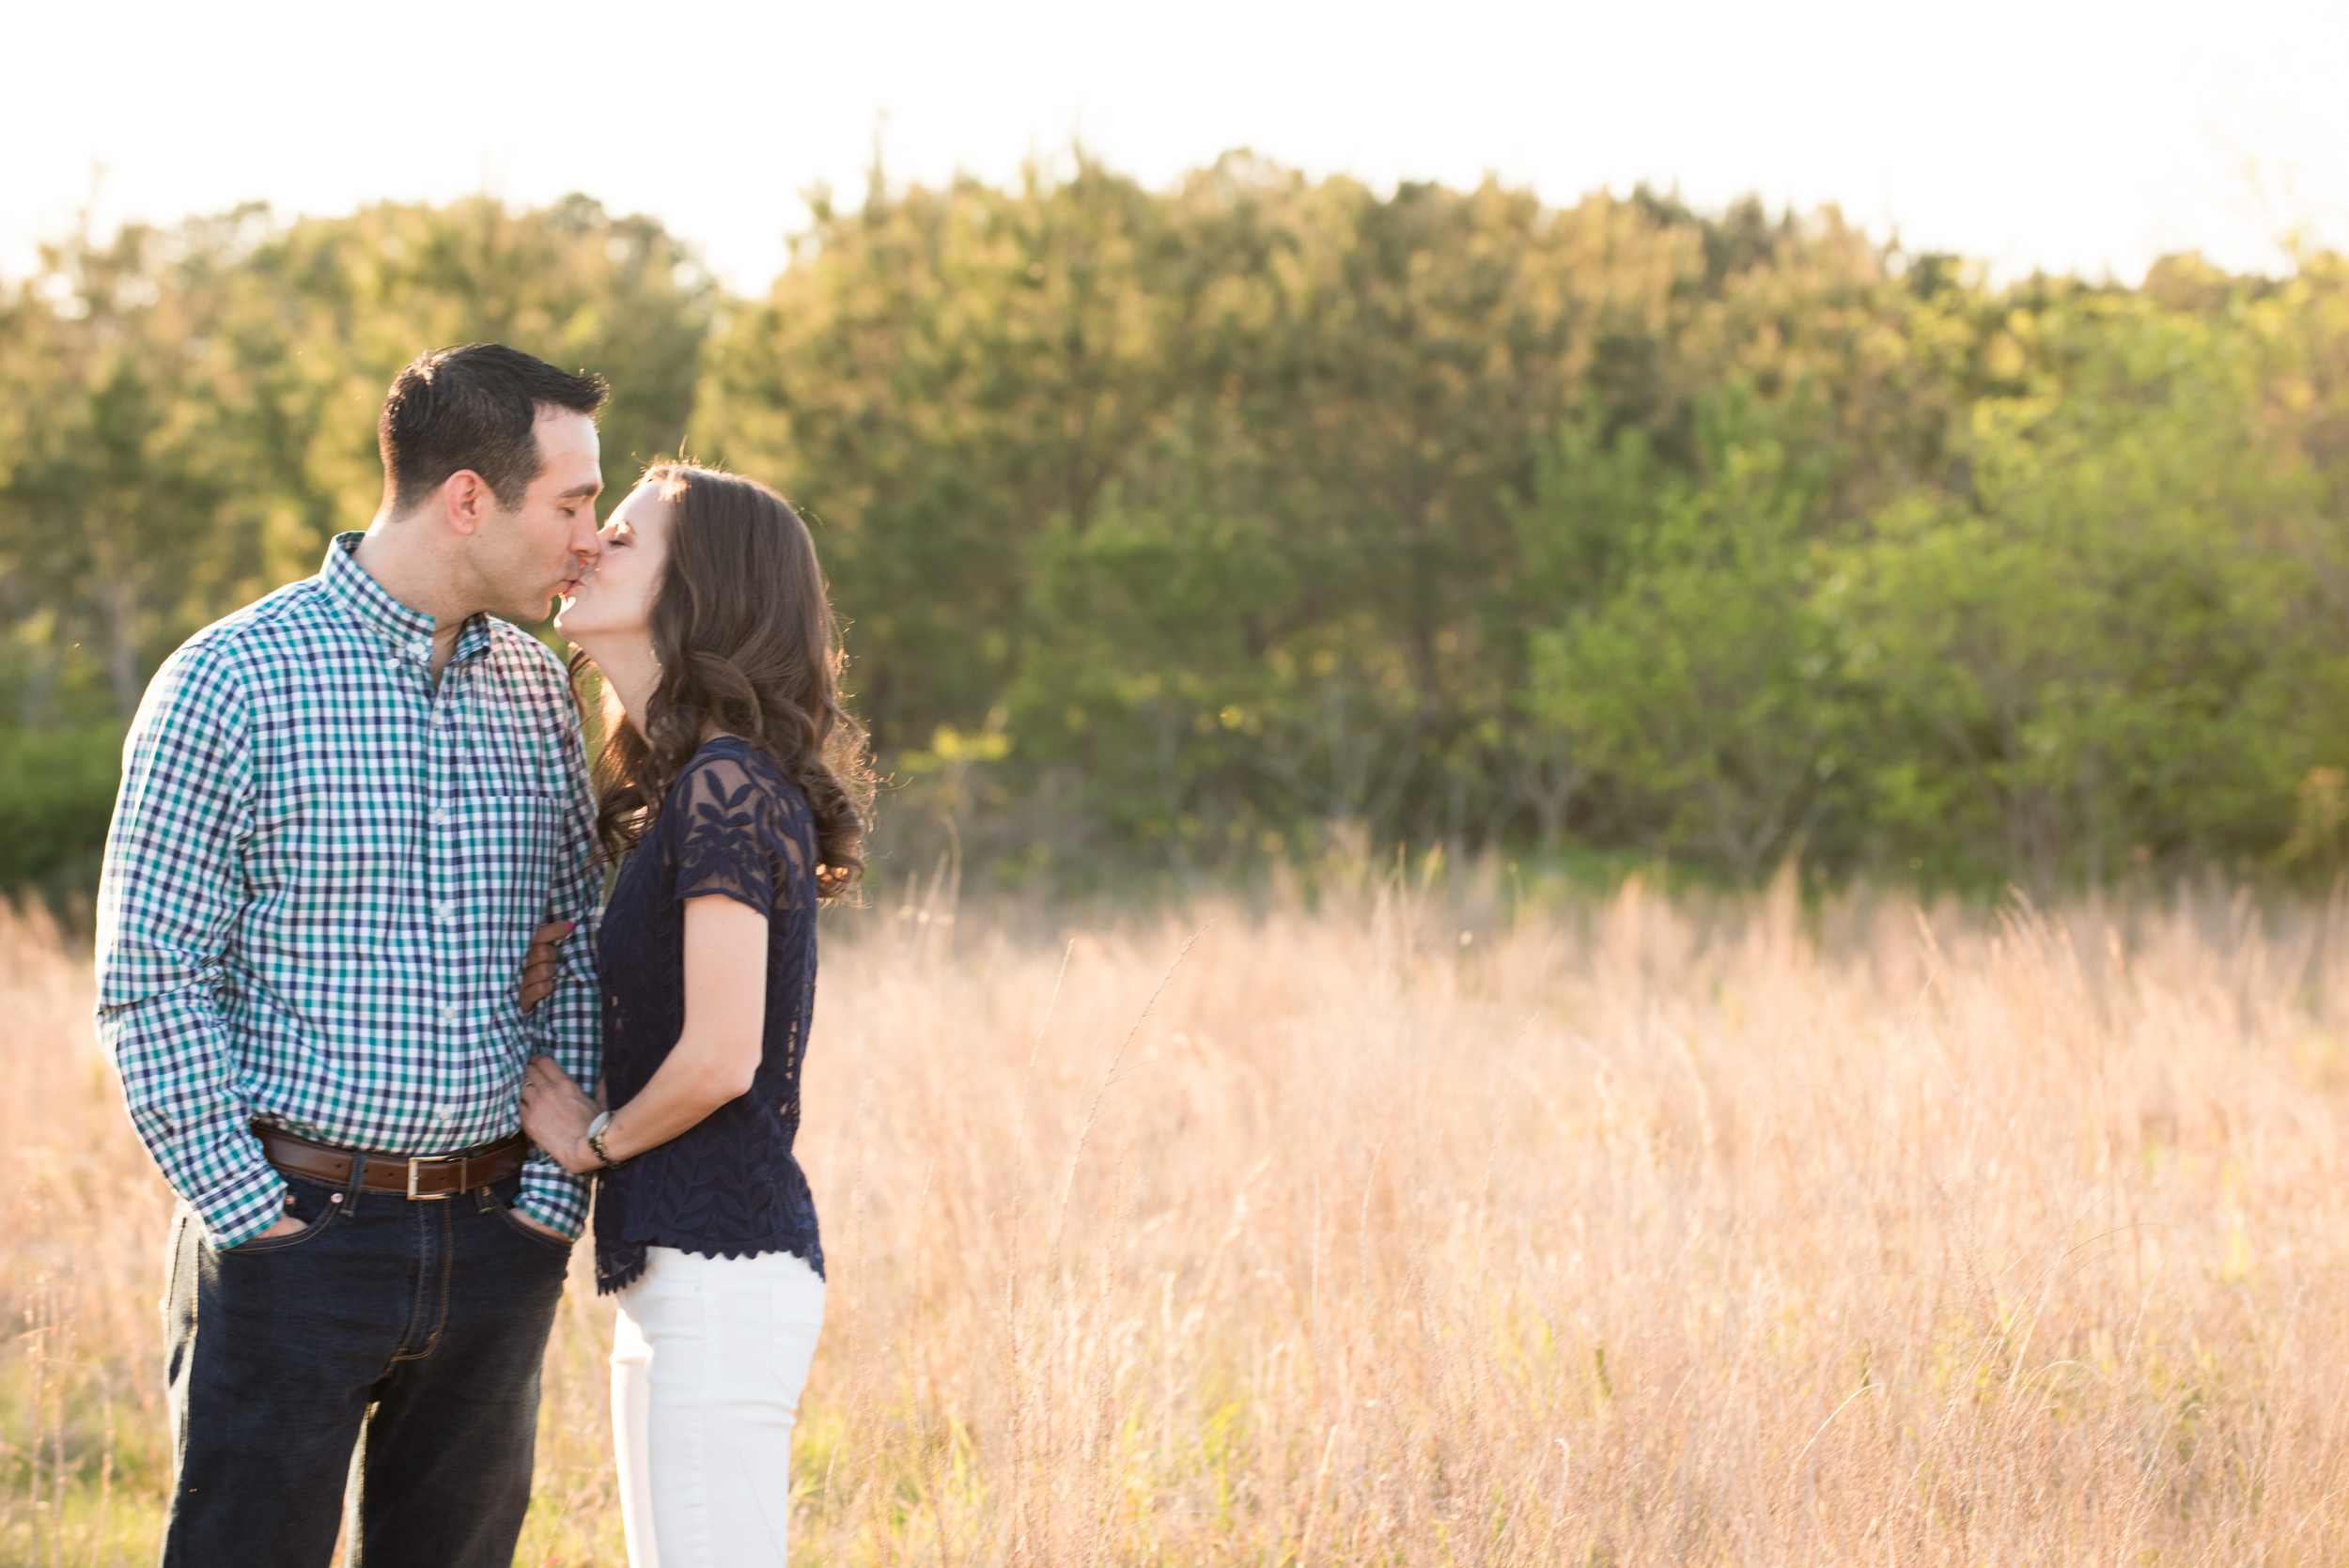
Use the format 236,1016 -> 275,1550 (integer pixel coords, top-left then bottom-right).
576,462 -> 872,899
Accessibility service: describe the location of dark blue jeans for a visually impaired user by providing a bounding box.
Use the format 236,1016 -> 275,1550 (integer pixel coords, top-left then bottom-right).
160,1168 -> 573,1567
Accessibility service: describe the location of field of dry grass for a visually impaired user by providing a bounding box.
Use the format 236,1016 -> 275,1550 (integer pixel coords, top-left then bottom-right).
10,868 -> 2349,1565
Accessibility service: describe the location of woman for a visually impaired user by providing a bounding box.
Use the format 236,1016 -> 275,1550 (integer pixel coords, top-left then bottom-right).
519,461 -> 868,1568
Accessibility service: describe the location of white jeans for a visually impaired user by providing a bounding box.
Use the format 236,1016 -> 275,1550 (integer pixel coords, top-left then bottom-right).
611,1247 -> 826,1568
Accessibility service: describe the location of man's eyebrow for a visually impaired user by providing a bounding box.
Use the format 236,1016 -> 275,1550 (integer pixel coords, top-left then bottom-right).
556,481 -> 602,499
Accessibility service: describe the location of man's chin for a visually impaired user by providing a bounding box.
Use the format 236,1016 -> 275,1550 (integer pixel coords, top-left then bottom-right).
492,595 -> 563,628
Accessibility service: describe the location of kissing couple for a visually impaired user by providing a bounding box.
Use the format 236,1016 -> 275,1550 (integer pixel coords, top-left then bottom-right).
95,341 -> 868,1566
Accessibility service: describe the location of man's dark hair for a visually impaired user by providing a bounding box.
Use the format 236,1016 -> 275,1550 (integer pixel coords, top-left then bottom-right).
377,343 -> 608,515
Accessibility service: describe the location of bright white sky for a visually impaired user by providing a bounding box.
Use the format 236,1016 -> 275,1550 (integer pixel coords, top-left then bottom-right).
8,0 -> 2347,293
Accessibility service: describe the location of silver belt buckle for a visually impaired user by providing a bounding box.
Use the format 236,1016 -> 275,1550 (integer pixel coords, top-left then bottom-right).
406,1154 -> 459,1200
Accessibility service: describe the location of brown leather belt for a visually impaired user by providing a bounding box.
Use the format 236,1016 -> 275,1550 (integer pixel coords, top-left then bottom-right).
253,1122 -> 529,1200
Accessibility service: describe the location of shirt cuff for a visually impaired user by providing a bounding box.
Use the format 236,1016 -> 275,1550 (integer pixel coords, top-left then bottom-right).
516,1159 -> 590,1239
195,1161 -> 293,1250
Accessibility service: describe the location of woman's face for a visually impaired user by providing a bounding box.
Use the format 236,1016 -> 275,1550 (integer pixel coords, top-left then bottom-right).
554,480 -> 673,646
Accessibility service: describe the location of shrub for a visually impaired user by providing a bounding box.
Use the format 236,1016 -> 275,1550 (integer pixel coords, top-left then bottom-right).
0,724 -> 123,900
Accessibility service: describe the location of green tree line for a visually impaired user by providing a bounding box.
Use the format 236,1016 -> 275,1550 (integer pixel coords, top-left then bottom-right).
8,156 -> 2349,898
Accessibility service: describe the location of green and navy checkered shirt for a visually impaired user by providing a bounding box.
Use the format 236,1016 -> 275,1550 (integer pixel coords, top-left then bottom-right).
95,534 -> 603,1248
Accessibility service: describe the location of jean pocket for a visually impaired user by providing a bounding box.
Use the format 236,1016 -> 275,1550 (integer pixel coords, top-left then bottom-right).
487,1184 -> 576,1255
221,1176 -> 339,1256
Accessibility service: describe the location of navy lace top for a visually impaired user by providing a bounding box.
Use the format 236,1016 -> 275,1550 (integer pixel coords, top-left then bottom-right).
591,737 -> 824,1294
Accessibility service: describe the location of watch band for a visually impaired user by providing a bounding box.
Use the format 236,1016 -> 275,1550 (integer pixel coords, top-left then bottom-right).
585,1110 -> 623,1170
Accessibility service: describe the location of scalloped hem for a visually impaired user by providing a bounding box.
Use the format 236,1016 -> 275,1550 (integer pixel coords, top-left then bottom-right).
599,1236 -> 826,1295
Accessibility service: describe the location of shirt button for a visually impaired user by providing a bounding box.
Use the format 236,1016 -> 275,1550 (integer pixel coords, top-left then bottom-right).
410,640 -> 430,660
441,1004 -> 460,1024
429,809 -> 449,827
434,900 -> 455,922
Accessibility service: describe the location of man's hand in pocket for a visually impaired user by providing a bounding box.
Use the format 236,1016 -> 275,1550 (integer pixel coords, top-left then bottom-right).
236,1214 -> 308,1246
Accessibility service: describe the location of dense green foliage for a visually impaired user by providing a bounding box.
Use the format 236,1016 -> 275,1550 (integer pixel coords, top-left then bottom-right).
8,158 -> 2349,895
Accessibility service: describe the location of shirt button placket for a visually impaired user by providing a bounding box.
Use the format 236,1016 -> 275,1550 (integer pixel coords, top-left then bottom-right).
429,660 -> 457,1038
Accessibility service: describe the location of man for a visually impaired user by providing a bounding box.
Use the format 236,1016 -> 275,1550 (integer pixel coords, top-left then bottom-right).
96,342 -> 607,1567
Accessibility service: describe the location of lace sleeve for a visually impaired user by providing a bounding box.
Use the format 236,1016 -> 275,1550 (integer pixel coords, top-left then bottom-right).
671,752 -> 814,914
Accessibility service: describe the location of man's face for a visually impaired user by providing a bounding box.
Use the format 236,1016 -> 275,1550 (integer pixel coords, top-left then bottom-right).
467,409 -> 604,623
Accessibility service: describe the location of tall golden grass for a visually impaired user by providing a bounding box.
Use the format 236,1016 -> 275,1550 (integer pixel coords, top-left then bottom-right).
9,869 -> 2349,1564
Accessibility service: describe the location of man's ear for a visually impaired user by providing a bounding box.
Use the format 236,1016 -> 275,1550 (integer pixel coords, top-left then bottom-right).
441,470 -> 496,536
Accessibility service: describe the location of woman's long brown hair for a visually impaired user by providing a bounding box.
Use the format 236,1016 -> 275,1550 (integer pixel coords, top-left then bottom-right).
576,462 -> 872,898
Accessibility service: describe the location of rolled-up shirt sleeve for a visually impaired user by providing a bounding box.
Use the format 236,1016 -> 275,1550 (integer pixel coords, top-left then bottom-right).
94,643 -> 286,1248
513,679 -> 602,1238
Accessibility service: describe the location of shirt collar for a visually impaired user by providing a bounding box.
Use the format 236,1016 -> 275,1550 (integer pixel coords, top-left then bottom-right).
319,532 -> 495,668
